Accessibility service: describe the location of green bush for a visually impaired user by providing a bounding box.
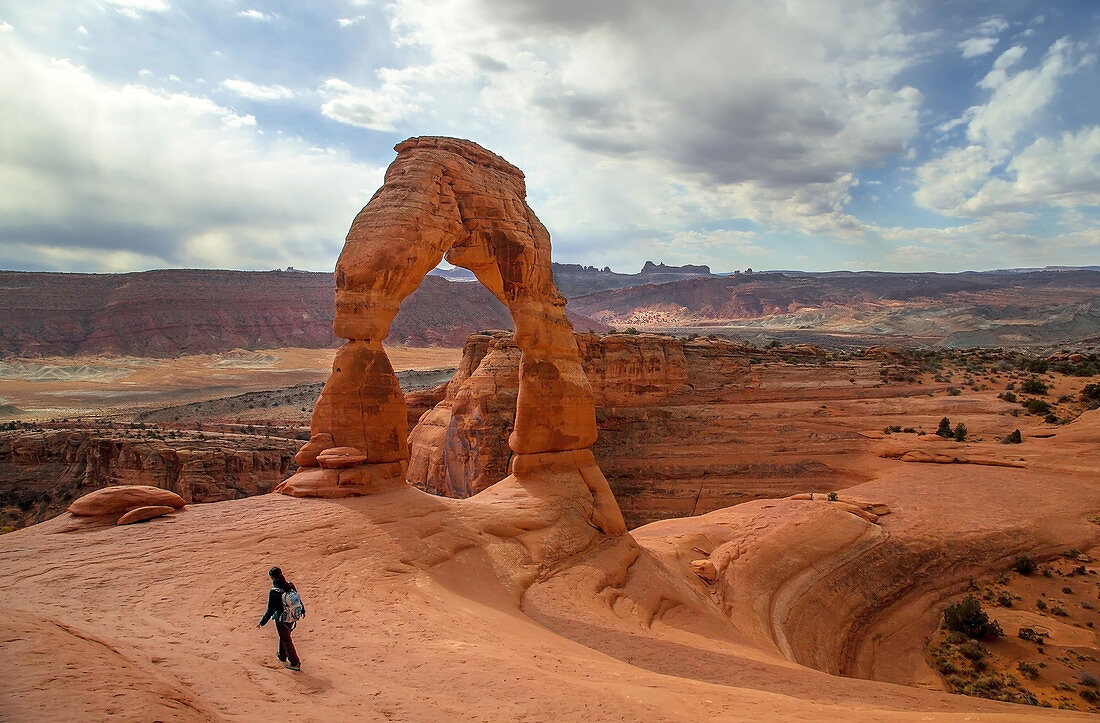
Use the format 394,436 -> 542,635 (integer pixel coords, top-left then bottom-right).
1023,398 -> 1051,415
947,386 -> 961,396
953,423 -> 967,442
936,417 -> 953,438
1082,383 -> 1100,409
1013,555 -> 1035,575
1020,377 -> 1049,395
943,596 -> 1004,640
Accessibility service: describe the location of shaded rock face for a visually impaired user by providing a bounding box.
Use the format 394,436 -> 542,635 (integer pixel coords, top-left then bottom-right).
406,331 -> 754,505
0,430 -> 298,527
280,136 -> 626,534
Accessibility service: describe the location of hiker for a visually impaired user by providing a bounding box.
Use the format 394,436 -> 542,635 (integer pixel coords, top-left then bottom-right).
257,566 -> 305,671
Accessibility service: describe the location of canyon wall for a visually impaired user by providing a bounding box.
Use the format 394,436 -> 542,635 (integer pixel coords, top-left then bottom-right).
0,430 -> 299,528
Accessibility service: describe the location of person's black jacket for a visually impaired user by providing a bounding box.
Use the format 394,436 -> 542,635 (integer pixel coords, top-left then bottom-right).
259,582 -> 297,626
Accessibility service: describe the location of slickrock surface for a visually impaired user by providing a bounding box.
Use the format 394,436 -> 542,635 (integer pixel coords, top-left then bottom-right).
67,484 -> 185,517
282,137 -> 618,528
3,411 -> 1097,719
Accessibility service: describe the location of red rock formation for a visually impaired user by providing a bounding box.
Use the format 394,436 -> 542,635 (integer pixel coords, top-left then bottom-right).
279,136 -> 625,534
117,505 -> 177,525
68,485 -> 185,517
0,429 -> 298,528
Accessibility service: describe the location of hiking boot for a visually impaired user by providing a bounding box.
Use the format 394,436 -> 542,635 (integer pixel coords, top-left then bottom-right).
285,662 -> 301,671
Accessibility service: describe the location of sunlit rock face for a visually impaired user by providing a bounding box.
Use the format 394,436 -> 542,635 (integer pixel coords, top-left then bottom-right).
276,137 -> 624,533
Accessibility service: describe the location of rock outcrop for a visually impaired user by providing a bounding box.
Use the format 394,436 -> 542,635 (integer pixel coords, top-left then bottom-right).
0,429 -> 298,528
117,505 -> 177,525
68,485 -> 185,517
407,331 -> 754,504
278,136 -> 625,535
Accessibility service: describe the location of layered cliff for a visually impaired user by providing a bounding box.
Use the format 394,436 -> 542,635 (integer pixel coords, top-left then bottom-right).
0,429 -> 299,529
0,269 -> 605,357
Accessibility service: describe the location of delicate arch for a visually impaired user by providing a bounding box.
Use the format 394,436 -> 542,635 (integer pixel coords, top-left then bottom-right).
277,137 -> 614,523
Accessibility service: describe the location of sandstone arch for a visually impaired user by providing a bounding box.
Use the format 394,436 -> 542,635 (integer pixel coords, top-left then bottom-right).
276,137 -> 624,533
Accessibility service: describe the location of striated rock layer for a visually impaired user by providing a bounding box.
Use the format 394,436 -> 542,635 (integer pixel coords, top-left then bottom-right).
407,331 -> 755,510
0,429 -> 298,528
279,136 -> 625,534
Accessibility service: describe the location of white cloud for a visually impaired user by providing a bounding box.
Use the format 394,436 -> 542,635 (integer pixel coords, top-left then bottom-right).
319,78 -> 419,132
337,16 -> 365,28
958,36 -> 997,59
976,16 -> 1009,36
0,22 -> 12,32
0,38 -> 383,272
320,0 -> 928,265
959,126 -> 1100,214
237,9 -> 270,21
221,78 -> 294,100
104,0 -> 168,20
914,37 -> 1097,219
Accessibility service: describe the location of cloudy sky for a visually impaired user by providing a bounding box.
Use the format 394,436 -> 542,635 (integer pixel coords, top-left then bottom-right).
1,1 -> 1098,274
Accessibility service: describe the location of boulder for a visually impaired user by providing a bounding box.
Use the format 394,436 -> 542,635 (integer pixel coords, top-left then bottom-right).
117,505 -> 176,525
68,485 -> 185,517
317,446 -> 369,469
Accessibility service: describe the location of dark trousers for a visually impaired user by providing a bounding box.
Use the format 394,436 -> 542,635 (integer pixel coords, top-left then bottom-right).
275,621 -> 300,667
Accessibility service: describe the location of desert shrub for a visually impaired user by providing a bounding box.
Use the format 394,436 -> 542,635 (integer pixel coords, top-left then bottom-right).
1051,605 -> 1068,616
1023,398 -> 1051,415
1081,672 -> 1099,687
997,593 -> 1013,608
943,596 -> 1004,640
1003,429 -> 1023,444
959,640 -> 987,661
1082,688 -> 1100,704
902,427 -> 916,433
1013,555 -> 1035,575
623,327 -> 639,335
1082,383 -> 1100,409
935,658 -> 958,674
1044,413 -> 1059,424
827,491 -> 839,502
1020,377 -> 1049,395
1062,586 -> 1074,595
884,425 -> 902,433
1017,661 -> 1040,679
998,391 -> 1017,403
953,423 -> 967,442
1018,627 -> 1045,643
947,386 -> 961,396
936,417 -> 953,438
1026,358 -> 1049,373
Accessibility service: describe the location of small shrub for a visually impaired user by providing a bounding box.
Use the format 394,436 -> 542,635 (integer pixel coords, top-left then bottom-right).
1044,413 -> 1059,424
1020,377 -> 1049,395
1080,672 -> 1099,687
997,593 -> 1013,608
1018,627 -> 1045,643
998,391 -> 1018,403
1062,586 -> 1074,595
902,427 -> 916,434
1014,555 -> 1036,575
947,386 -> 961,396
1082,383 -> 1100,408
1023,398 -> 1051,415
959,640 -> 987,661
935,657 -> 958,675
623,327 -> 639,335
953,423 -> 967,442
1017,661 -> 1040,679
1052,605 -> 1068,617
883,425 -> 902,434
943,596 -> 1004,640
936,417 -> 953,438
827,491 -> 839,502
